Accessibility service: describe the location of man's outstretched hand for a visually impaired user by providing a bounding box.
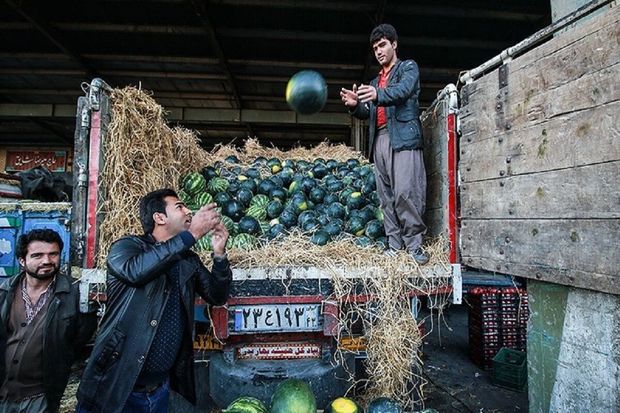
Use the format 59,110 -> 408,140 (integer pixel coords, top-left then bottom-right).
188,203 -> 220,240
211,222 -> 229,256
356,84 -> 377,103
340,84 -> 358,108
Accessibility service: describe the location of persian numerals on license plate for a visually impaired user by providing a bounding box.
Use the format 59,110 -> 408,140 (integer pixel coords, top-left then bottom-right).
232,303 -> 322,333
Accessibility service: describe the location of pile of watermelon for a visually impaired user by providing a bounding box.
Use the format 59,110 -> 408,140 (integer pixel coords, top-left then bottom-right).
222,378 -> 404,413
179,156 -> 386,251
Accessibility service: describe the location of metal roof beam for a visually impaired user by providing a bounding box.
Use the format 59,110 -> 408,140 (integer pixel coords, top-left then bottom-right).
185,0 -> 240,108
0,88 -> 445,105
217,28 -> 508,49
361,0 -> 388,83
186,0 -> 254,137
210,0 -> 545,21
3,0 -> 97,79
0,55 -> 461,78
0,103 -> 351,126
210,0 -> 374,12
5,22 -> 509,50
0,52 -> 361,70
0,103 -> 75,117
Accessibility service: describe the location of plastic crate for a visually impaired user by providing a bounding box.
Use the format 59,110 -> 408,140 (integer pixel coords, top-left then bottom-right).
492,347 -> 527,391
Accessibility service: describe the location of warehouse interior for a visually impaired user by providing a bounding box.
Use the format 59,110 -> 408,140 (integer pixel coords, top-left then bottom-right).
0,0 -> 550,152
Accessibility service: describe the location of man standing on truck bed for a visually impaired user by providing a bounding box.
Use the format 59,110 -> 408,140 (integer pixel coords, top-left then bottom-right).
76,188 -> 232,413
341,23 -> 429,265
0,229 -> 97,413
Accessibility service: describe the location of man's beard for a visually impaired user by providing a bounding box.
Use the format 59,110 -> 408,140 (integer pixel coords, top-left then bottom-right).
26,266 -> 59,280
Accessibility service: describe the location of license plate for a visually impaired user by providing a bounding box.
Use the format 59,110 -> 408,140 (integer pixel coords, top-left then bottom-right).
232,303 -> 323,333
236,342 -> 322,360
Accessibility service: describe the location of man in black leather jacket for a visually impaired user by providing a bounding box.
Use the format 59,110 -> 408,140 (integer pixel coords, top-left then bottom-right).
0,229 -> 97,413
76,188 -> 232,413
341,23 -> 429,265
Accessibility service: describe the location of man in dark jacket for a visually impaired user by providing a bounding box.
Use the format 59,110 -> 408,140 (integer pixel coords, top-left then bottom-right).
0,229 -> 97,413
341,23 -> 429,265
76,188 -> 232,413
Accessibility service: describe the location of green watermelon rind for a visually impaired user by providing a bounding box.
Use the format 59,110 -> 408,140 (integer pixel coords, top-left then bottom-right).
270,379 -> 316,413
207,177 -> 230,195
194,191 -> 214,207
223,397 -> 268,413
183,172 -> 207,195
220,215 -> 237,236
246,205 -> 267,222
232,233 -> 257,250
250,194 -> 270,209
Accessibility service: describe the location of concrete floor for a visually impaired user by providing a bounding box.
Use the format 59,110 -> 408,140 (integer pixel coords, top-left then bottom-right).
419,303 -> 528,412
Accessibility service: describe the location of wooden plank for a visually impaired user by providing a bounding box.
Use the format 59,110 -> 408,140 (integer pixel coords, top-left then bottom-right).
426,171 -> 447,213
423,206 -> 447,239
460,100 -> 620,182
508,5 -> 620,78
422,96 -> 450,238
461,161 -> 619,219
460,218 -> 619,295
461,61 -> 619,144
460,7 -> 619,141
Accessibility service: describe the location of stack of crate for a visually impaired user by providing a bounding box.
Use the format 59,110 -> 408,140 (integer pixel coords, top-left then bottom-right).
498,288 -> 528,352
468,287 -> 529,369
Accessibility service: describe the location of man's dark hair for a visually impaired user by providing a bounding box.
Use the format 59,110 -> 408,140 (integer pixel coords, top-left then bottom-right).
16,229 -> 63,259
370,23 -> 398,46
139,188 -> 178,234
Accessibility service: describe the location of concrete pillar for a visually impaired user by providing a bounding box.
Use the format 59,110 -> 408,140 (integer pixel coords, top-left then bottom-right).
528,280 -> 620,412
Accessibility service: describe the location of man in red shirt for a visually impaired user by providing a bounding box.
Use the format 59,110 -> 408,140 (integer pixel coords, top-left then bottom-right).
341,24 -> 429,264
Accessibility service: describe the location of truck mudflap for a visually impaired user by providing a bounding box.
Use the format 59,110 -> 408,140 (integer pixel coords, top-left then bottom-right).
209,351 -> 355,408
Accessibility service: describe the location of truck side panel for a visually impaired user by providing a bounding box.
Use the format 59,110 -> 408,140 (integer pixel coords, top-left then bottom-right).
459,6 -> 619,294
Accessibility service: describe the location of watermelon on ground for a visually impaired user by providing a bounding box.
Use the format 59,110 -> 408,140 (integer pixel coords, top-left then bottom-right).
367,397 -> 403,413
270,379 -> 316,413
324,397 -> 362,413
223,396 -> 267,413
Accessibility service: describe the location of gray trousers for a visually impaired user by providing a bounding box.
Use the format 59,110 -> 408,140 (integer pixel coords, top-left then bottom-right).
0,395 -> 47,413
373,128 -> 427,251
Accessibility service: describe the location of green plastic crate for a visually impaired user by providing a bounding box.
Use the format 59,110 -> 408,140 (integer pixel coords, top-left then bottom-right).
492,347 -> 527,391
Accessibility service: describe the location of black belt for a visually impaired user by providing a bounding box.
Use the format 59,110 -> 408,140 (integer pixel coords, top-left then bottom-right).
133,382 -> 162,393
377,125 -> 387,131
